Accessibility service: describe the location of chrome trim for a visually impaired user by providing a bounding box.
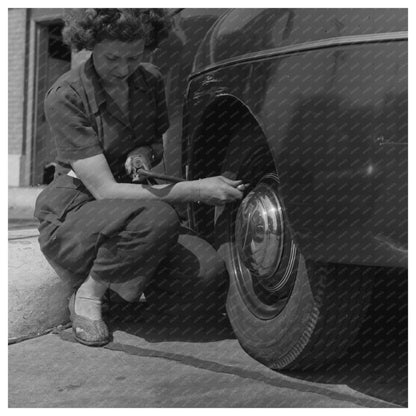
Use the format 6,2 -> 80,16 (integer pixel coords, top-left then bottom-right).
235,179 -> 285,284
189,31 -> 408,81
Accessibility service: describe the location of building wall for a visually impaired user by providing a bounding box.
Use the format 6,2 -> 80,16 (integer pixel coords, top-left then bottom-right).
8,9 -> 28,186
8,8 -> 75,187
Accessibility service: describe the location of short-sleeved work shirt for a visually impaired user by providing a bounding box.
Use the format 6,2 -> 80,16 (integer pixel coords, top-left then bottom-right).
44,57 -> 170,181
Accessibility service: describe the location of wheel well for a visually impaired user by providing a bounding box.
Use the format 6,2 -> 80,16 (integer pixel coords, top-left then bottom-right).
190,95 -> 271,179
189,95 -> 275,242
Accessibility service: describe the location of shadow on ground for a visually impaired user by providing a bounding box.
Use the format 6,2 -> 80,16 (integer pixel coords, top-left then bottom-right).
71,267 -> 407,407
281,268 -> 408,407
104,296 -> 236,343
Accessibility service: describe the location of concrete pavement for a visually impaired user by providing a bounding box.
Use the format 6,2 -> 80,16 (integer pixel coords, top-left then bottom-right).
8,227 -> 74,340
9,309 -> 399,408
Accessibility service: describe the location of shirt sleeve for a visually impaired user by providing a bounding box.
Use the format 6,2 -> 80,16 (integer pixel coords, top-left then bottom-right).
44,84 -> 103,163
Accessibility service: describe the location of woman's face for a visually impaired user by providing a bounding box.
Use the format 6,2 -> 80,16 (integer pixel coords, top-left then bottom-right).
92,39 -> 145,84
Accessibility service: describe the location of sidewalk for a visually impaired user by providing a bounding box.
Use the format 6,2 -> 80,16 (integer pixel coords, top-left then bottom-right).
9,310 -> 397,408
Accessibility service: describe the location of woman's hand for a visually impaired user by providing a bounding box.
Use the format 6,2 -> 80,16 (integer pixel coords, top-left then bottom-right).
196,176 -> 248,206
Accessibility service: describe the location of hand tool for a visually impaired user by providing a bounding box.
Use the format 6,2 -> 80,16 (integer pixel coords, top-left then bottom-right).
137,168 -> 248,192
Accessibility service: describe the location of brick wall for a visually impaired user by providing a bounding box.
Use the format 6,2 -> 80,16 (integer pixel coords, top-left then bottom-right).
8,9 -> 27,156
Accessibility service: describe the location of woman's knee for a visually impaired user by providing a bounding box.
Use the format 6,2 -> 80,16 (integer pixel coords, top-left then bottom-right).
127,201 -> 180,242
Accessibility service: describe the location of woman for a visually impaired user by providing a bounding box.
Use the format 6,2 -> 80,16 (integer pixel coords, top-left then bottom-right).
34,9 -> 245,347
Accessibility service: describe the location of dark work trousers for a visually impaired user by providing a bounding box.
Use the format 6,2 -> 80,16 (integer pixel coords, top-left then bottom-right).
34,174 -> 180,289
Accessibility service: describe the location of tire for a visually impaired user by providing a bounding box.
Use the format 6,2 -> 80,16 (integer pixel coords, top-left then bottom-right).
214,134 -> 373,370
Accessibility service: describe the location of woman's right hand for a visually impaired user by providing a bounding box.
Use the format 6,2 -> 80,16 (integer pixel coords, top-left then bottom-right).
195,176 -> 248,206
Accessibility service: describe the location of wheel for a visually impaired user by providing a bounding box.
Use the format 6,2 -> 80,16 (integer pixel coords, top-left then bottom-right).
214,135 -> 373,370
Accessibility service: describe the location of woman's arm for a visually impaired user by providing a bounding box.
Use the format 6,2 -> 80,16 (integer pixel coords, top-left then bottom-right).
44,84 -> 244,205
72,153 -> 244,206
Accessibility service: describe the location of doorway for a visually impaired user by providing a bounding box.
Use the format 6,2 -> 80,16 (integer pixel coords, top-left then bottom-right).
32,21 -> 71,185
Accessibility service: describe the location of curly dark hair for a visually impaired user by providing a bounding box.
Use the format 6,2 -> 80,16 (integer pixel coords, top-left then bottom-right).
62,8 -> 172,51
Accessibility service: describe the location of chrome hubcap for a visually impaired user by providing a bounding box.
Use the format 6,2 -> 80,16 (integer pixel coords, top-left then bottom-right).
235,175 -> 287,292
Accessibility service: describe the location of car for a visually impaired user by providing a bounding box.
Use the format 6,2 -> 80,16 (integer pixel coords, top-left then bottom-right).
154,8 -> 407,370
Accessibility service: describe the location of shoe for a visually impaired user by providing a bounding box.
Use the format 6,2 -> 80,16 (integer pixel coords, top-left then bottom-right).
68,291 -> 110,347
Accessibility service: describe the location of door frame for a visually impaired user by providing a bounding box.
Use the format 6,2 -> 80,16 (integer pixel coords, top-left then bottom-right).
24,9 -> 64,186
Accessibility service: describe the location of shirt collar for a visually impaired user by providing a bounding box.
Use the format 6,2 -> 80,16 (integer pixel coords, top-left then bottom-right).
80,57 -> 106,114
79,57 -> 150,114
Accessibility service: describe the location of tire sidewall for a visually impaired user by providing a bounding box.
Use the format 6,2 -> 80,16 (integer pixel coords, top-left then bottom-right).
220,205 -> 320,369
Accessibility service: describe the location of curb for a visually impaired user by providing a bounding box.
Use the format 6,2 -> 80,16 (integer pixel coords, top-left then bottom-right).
8,228 -> 73,340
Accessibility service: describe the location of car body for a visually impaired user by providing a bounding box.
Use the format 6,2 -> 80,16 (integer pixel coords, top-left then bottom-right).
155,8 -> 407,369
185,8 -> 407,267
